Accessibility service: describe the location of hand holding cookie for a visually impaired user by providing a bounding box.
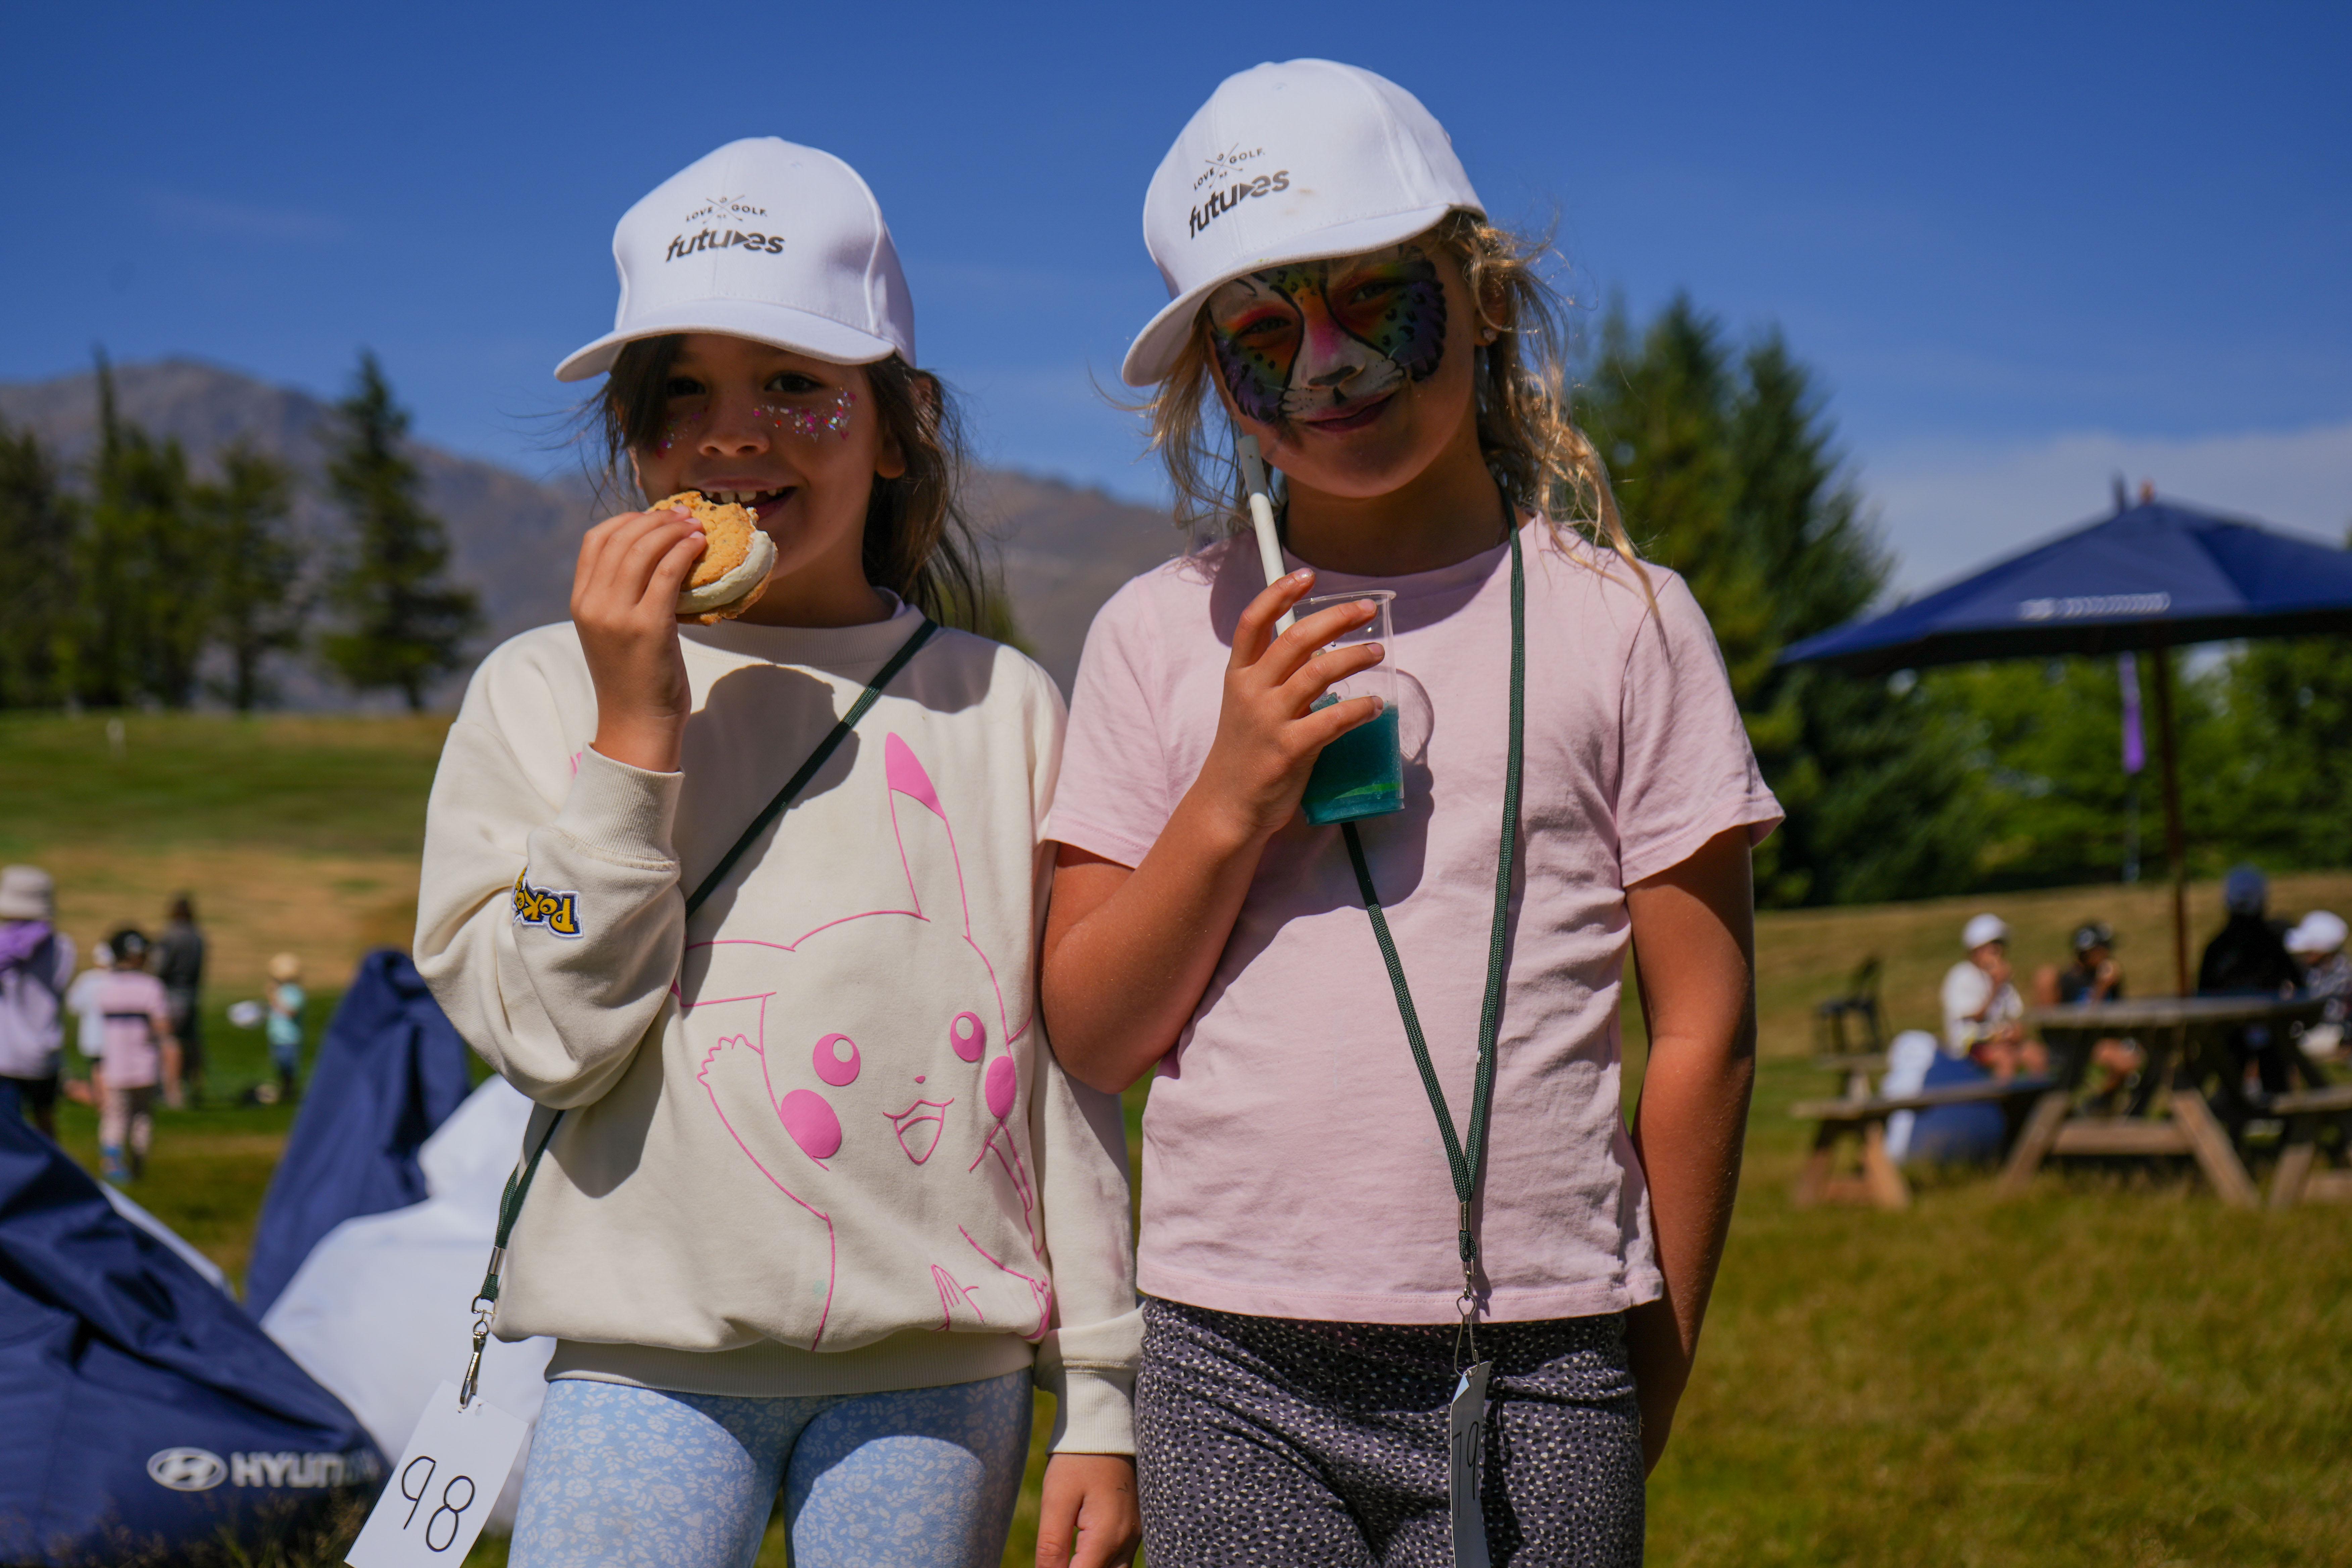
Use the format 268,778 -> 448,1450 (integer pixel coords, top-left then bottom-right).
572,503 -> 708,774
656,491 -> 777,625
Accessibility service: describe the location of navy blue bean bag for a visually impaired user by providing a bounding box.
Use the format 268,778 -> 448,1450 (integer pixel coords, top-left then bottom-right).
0,1115 -> 382,1565
244,950 -> 473,1318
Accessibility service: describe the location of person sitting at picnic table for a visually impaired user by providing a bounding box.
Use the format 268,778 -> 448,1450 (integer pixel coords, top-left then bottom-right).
2030,921 -> 2146,1100
2285,909 -> 2350,1060
1942,913 -> 2047,1080
2197,865 -> 2302,1094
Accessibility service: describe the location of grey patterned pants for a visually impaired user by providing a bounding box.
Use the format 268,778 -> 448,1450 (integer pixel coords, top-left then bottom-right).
1136,1297 -> 1645,1567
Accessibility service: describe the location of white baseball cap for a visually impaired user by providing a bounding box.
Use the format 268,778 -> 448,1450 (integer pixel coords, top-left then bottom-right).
1963,913 -> 2009,950
1122,59 -> 1483,387
2288,911 -> 2347,955
556,137 -> 913,383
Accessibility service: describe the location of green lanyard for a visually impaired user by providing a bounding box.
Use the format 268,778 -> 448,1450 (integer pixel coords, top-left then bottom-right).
1338,524 -> 1523,1353
459,615 -> 938,1407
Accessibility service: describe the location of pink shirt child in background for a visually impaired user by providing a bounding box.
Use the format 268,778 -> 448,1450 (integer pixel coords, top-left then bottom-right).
88,928 -> 178,1185
93,968 -> 172,1089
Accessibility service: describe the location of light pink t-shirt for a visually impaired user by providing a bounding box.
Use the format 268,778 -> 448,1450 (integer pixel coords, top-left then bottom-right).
1046,522 -> 1781,1324
95,970 -> 169,1088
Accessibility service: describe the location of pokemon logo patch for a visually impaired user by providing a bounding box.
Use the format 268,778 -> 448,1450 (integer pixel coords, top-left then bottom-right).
511,872 -> 582,938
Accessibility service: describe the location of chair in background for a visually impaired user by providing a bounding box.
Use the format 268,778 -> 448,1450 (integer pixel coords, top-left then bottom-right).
1815,956 -> 1887,1098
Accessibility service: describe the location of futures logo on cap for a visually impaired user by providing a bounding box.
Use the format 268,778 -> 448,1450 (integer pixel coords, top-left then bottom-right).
1187,146 -> 1291,239
665,191 -> 786,262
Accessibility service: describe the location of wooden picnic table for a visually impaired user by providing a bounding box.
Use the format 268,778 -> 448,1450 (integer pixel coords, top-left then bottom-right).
2001,993 -> 2328,1207
2259,1081 -> 2352,1208
1791,1075 -> 2054,1210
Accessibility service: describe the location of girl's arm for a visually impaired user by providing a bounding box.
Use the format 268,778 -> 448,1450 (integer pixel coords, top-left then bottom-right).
1042,573 -> 1381,1093
413,508 -> 708,1108
1622,825 -> 1758,1476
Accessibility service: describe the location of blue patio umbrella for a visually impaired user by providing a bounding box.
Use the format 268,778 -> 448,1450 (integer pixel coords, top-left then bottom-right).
1781,494 -> 2352,988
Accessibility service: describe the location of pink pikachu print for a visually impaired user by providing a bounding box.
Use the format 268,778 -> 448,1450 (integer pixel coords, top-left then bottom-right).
680,733 -> 1049,1349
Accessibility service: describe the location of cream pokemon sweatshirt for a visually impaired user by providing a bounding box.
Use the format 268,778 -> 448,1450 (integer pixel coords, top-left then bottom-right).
414,605 -> 1139,1453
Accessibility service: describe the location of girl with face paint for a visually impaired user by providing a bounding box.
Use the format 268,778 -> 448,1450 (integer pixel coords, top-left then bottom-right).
414,140 -> 1143,1568
1039,61 -> 1780,1567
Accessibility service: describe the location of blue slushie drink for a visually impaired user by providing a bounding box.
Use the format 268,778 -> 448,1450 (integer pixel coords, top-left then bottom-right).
1297,589 -> 1404,826
1304,700 -> 1403,824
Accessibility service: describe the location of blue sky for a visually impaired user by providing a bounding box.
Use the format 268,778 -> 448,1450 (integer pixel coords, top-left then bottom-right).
6,1 -> 2347,588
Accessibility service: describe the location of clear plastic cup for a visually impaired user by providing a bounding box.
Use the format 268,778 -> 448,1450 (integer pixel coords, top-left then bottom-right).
1298,590 -> 1403,826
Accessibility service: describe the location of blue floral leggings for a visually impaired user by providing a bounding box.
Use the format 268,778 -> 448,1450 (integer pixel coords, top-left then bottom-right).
507,1370 -> 1032,1568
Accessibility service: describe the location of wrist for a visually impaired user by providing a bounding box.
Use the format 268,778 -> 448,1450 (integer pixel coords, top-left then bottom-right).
592,718 -> 684,775
1169,784 -> 1281,866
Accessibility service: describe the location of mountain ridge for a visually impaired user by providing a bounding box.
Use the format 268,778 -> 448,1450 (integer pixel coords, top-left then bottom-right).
0,358 -> 1184,696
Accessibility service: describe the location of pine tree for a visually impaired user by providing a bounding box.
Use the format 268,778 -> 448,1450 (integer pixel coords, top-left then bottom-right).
1579,299 -> 1774,700
0,416 -> 76,707
1575,297 -> 1982,905
196,442 -> 307,711
321,353 -> 479,710
81,352 -> 210,707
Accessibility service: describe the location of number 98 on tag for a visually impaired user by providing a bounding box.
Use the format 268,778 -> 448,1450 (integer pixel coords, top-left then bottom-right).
346,1383 -> 527,1568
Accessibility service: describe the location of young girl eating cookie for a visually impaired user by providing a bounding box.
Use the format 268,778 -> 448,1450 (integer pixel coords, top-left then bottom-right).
1041,63 -> 1779,1566
416,138 -> 1140,1568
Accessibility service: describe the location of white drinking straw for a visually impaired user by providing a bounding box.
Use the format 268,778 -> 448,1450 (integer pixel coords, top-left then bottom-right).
1235,435 -> 1295,633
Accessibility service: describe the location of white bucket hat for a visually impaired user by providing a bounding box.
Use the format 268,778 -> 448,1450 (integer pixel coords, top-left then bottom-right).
556,137 -> 914,382
1962,913 -> 2009,950
0,865 -> 55,921
1122,59 -> 1483,387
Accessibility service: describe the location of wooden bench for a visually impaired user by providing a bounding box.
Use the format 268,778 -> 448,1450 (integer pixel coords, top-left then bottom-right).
1791,1079 -> 2053,1210
1814,1052 -> 1889,1100
2259,1083 -> 2352,1209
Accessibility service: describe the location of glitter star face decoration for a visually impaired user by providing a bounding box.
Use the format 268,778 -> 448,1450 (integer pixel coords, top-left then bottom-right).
760,387 -> 856,441
1205,243 -> 1447,427
652,386 -> 857,454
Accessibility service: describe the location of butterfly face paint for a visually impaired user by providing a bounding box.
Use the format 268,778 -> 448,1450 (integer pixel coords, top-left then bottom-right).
1206,244 -> 1447,427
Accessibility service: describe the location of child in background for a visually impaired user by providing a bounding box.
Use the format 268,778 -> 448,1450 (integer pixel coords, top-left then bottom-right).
263,952 -> 306,1100
415,138 -> 1140,1568
2287,911 -> 2349,1058
154,893 -> 206,1107
2031,923 -> 2143,1097
1942,913 -> 2046,1078
1042,61 -> 1776,1566
0,865 -> 76,1139
66,938 -> 113,1069
91,927 -> 180,1183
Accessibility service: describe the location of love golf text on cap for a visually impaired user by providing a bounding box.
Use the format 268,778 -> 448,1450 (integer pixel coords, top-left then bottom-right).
1186,146 -> 1291,239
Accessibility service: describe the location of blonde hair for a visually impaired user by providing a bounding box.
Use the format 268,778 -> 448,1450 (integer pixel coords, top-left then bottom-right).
1136,211 -> 1647,591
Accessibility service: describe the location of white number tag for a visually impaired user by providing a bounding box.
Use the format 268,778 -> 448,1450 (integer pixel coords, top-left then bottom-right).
345,1383 -> 528,1568
1448,1360 -> 1492,1568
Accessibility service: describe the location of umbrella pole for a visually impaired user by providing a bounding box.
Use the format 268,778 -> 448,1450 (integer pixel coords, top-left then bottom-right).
2148,641 -> 2191,996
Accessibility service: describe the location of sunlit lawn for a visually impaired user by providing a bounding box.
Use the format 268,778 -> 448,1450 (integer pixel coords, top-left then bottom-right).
14,714 -> 2351,1565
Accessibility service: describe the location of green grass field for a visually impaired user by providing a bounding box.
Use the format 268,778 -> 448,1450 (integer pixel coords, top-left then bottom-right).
8,713 -> 2350,1567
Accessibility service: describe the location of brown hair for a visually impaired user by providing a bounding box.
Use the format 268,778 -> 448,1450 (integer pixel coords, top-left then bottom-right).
588,335 -> 997,630
1136,211 -> 1647,590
